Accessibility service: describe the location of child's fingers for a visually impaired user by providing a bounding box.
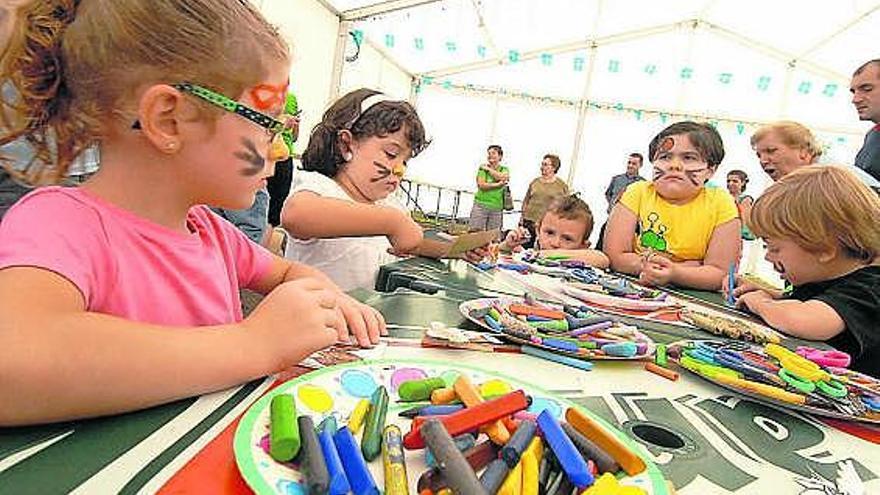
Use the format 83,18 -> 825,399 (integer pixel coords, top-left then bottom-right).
362,306 -> 383,343
341,302 -> 373,348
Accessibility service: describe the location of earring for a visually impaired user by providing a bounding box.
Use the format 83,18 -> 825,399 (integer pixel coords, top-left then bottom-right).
165,142 -> 178,152
343,152 -> 353,162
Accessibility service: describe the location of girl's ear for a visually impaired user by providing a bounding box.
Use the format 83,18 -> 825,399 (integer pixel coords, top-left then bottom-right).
337,129 -> 355,161
137,84 -> 190,154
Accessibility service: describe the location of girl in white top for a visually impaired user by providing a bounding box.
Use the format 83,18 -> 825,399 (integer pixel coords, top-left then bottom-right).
282,89 -> 428,291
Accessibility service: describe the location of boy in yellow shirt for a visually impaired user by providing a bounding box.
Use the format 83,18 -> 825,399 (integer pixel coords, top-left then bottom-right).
603,121 -> 741,289
502,195 -> 610,268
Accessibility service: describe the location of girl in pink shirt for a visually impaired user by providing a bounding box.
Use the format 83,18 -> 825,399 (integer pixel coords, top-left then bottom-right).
0,0 -> 383,425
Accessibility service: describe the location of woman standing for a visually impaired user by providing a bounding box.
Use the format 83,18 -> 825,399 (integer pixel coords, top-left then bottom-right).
520,154 -> 569,247
726,169 -> 755,240
468,144 -> 509,233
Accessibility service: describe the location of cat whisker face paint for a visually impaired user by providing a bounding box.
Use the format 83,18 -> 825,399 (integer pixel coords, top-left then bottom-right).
234,137 -> 266,176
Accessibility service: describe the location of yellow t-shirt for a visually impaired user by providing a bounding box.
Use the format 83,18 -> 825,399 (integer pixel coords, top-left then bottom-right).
619,181 -> 738,262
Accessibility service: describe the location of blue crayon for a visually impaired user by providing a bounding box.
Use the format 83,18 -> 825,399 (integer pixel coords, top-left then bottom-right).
484,314 -> 504,332
426,432 -> 476,467
522,345 -> 593,371
540,338 -> 580,353
333,427 -> 379,495
537,410 -> 594,488
527,315 -> 553,322
399,404 -> 465,419
727,262 -> 736,307
318,427 -> 350,495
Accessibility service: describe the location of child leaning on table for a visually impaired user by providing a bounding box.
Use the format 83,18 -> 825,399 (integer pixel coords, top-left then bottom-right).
0,0 -> 383,426
501,194 -> 610,269
726,166 -> 880,377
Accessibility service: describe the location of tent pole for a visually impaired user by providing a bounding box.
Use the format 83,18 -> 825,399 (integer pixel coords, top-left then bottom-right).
329,20 -> 351,101
566,43 -> 598,187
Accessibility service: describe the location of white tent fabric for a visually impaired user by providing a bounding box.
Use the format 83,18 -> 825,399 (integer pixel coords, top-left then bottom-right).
264,0 -> 879,239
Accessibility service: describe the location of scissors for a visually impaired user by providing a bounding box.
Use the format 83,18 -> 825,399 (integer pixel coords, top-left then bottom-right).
766,343 -> 831,382
795,346 -> 851,368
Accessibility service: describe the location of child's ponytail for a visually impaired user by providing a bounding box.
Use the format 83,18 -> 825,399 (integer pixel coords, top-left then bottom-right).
1,0 -> 92,184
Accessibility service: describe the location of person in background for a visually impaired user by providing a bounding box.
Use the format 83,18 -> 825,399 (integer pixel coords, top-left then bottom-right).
750,121 -> 821,182
851,59 -> 880,182
267,92 -> 300,227
519,153 -> 568,248
726,169 -> 755,240
604,152 -> 644,213
468,144 -> 509,233
728,166 -> 880,378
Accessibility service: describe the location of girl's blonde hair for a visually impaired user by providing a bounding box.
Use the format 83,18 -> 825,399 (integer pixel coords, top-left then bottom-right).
750,121 -> 823,163
750,166 -> 880,263
1,0 -> 288,184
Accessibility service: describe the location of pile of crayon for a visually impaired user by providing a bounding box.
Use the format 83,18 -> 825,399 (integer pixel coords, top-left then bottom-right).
468,301 -> 654,361
674,340 -> 880,420
265,373 -> 650,495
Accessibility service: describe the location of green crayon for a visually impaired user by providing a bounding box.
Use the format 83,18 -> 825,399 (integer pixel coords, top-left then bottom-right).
398,377 -> 446,402
269,394 -> 300,462
361,385 -> 389,461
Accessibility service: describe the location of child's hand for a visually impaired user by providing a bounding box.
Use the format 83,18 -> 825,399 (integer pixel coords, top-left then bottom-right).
639,255 -> 675,286
245,278 -> 340,371
336,294 -> 386,348
387,212 -> 424,255
736,289 -> 773,313
723,274 -> 761,300
463,245 -> 491,263
503,227 -> 529,250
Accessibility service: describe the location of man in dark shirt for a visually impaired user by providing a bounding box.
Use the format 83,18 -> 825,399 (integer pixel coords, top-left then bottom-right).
603,153 -> 644,214
851,59 -> 880,182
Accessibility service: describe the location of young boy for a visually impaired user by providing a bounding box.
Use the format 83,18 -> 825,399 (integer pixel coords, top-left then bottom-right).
502,194 -> 610,268
732,166 -> 880,377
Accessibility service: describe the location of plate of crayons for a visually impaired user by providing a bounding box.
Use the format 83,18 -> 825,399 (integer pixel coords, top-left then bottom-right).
669,340 -> 880,424
460,297 -> 656,362
234,359 -> 670,494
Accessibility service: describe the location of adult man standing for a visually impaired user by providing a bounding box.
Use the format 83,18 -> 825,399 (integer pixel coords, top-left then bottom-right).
604,153 -> 644,213
851,59 -> 880,182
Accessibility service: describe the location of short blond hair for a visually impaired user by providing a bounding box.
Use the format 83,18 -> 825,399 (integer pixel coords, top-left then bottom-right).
750,166 -> 880,262
750,121 -> 822,163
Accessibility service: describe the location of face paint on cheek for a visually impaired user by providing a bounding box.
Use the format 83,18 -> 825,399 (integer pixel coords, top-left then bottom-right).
233,137 -> 265,176
685,170 -> 703,186
369,161 -> 392,183
653,166 -> 666,180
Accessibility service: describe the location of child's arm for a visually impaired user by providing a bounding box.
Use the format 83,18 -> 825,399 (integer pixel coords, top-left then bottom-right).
282,191 -> 423,254
737,291 -> 845,340
602,203 -> 645,275
249,256 -> 385,347
640,219 -> 741,290
0,267 -> 339,426
540,249 -> 610,269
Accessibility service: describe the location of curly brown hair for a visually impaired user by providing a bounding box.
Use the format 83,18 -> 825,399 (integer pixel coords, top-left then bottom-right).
1,0 -> 288,184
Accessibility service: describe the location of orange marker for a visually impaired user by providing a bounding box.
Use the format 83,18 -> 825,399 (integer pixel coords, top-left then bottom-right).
430,388 -> 458,405
644,362 -> 679,381
454,375 -> 511,445
565,407 -> 646,476
509,304 -> 566,320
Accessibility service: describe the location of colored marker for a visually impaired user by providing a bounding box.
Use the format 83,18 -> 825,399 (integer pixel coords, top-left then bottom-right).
501,419 -> 537,468
399,377 -> 447,402
404,390 -> 530,449
269,394 -> 301,462
361,385 -> 389,461
399,404 -> 465,419
421,419 -> 488,495
296,416 -> 329,495
454,375 -> 511,445
565,408 -> 646,476
333,426 -> 379,495
382,425 -> 409,495
318,425 -> 350,495
537,410 -> 594,488
522,345 -> 594,371
348,399 -> 371,435
727,262 -> 736,307
559,422 -> 619,474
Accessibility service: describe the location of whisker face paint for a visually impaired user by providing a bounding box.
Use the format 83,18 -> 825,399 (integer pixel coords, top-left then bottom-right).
234,137 -> 266,176
370,162 -> 392,183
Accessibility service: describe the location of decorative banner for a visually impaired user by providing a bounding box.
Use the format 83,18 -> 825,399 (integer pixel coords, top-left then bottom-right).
608,59 -> 620,72
757,75 -> 772,91
445,41 -> 457,52
573,56 -> 585,72
508,50 -> 520,63
384,33 -> 395,48
822,83 -> 837,97
797,81 -> 812,94
736,122 -> 746,135
680,67 -> 694,79
477,45 -> 487,58
643,64 -> 657,75
541,53 -> 553,66
352,29 -> 364,45
718,72 -> 733,84
414,37 -> 424,50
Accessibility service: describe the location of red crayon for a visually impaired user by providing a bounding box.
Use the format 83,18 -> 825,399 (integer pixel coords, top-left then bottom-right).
404,391 -> 530,449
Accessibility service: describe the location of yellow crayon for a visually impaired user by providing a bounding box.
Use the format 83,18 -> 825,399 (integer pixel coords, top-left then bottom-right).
522,436 -> 543,465
521,441 -> 540,495
498,458 -> 523,495
430,387 -> 458,405
348,398 -> 371,435
382,424 -> 409,495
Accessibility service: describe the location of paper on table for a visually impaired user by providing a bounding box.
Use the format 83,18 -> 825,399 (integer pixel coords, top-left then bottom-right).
417,229 -> 498,259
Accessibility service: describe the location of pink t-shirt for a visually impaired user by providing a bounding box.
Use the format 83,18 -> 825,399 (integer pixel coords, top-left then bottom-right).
0,187 -> 273,326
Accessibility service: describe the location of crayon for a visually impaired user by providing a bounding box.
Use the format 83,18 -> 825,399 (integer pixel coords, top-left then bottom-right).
500,419 -> 537,467
600,342 -> 638,358
399,404 -> 465,419
655,344 -> 668,367
362,385 -> 389,461
509,304 -> 566,320
296,416 -> 329,495
497,458 -> 522,495
565,314 -> 613,330
426,433 -> 476,467
570,321 -> 614,337
319,415 -> 338,435
421,419 -> 488,495
645,362 -> 679,381
537,451 -> 553,495
318,426 -> 350,495
529,319 -> 570,333
560,422 -> 619,474
522,345 -> 594,372
382,425 -> 409,495
565,408 -> 645,476
727,262 -> 736,307
537,337 -> 580,353
269,394 -> 300,462
521,443 -> 540,495
420,439 -> 501,493
479,458 -> 511,494
404,390 -> 530,449
333,426 -> 379,495
537,410 -> 593,488
399,377 -> 447,402
431,387 -> 459,405
348,399 -> 371,435
454,375 -> 511,445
